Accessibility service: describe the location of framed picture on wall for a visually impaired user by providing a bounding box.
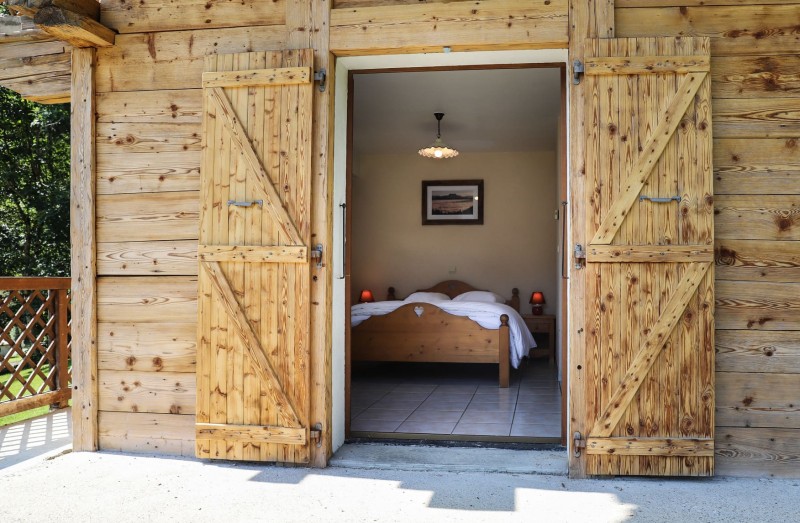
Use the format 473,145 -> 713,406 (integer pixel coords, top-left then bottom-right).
422,179 -> 484,225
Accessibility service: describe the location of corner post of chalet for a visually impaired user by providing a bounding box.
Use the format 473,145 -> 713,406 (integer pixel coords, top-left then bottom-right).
5,0 -> 115,48
567,0 -> 615,479
70,46 -> 98,451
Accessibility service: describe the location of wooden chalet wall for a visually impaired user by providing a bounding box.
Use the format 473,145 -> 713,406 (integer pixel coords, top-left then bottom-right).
90,0 -> 333,463
617,1 -> 800,478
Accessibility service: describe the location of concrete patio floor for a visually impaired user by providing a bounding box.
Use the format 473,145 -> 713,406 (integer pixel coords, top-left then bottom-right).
1,410 -> 798,522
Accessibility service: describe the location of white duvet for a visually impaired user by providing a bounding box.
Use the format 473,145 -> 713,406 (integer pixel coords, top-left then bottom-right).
351,301 -> 536,368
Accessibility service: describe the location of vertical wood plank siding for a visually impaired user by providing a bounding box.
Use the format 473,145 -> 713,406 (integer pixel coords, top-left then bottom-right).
618,1 -> 800,478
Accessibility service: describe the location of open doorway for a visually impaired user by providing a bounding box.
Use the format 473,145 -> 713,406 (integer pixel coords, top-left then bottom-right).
334,55 -> 569,447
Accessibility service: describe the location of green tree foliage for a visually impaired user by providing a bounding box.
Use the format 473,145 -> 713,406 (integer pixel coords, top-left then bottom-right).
0,86 -> 70,276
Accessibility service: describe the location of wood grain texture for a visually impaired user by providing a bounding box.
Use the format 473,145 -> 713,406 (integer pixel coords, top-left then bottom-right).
70,47 -> 97,452
716,330 -> 800,374
584,55 -> 709,75
99,369 -> 196,414
716,281 -> 800,331
716,427 -> 800,478
712,56 -> 800,99
202,66 -> 311,88
97,90 -> 203,124
196,423 -> 306,445
716,372 -> 800,429
97,276 -> 198,323
98,322 -> 197,372
715,195 -> 800,241
330,0 -> 569,55
98,240 -> 198,276
95,26 -> 287,92
715,239 -> 800,283
100,0 -> 285,34
589,245 -> 713,263
198,245 -> 307,263
713,137 -> 800,197
98,411 -> 195,456
97,151 -> 200,195
587,437 -> 714,456
714,98 -> 800,139
97,122 -> 202,155
97,191 -> 199,242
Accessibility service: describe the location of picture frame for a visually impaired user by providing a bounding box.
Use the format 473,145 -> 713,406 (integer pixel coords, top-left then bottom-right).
422,179 -> 484,225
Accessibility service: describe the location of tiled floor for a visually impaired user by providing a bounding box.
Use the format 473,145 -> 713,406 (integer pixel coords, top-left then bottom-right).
350,359 -> 562,440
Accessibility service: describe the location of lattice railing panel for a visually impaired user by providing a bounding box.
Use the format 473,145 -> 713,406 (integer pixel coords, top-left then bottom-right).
0,278 -> 71,417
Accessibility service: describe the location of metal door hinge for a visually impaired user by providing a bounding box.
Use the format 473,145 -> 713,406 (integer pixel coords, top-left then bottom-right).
572,60 -> 584,85
311,244 -> 323,268
573,431 -> 586,457
574,243 -> 586,270
314,69 -> 326,92
310,423 -> 323,448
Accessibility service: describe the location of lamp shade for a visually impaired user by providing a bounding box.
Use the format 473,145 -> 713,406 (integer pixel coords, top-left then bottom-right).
529,291 -> 546,305
359,289 -> 375,303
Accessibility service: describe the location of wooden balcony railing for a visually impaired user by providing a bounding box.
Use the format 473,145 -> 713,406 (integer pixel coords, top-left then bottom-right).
0,277 -> 71,418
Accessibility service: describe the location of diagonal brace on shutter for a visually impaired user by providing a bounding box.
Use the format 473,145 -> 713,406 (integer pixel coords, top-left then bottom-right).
207,87 -> 304,247
590,72 -> 706,246
589,262 -> 710,438
202,261 -> 303,428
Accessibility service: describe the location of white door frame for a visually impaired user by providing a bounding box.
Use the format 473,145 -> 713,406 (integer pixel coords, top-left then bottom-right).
331,49 -> 571,452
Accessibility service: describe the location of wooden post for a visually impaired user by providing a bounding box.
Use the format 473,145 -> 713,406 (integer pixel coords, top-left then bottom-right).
70,47 -> 98,451
567,0 -> 615,479
54,288 -> 70,409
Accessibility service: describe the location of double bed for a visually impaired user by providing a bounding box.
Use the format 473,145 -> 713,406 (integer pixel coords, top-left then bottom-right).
350,280 -> 536,387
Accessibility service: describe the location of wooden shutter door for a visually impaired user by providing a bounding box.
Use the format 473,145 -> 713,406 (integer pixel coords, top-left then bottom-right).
579,37 -> 715,476
196,49 -> 315,463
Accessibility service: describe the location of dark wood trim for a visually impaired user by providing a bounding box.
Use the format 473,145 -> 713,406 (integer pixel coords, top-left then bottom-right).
350,62 -> 566,76
0,277 -> 71,290
344,70 -> 354,439
559,63 -> 568,447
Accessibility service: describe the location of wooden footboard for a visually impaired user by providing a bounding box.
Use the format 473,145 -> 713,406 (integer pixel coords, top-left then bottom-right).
352,303 -> 511,387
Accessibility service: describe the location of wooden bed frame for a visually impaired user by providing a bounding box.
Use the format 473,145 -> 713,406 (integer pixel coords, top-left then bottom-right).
351,280 -> 520,388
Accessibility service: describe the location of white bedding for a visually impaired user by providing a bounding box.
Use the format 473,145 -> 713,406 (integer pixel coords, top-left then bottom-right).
351,301 -> 536,368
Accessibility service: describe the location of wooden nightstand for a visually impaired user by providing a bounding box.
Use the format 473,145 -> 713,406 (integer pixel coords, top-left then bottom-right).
521,314 -> 556,364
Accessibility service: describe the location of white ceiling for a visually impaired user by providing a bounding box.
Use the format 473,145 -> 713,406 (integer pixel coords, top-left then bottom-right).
352,67 -> 563,155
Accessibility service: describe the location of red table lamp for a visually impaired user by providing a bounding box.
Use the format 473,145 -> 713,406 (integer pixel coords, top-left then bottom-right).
529,291 -> 545,315
359,289 -> 375,303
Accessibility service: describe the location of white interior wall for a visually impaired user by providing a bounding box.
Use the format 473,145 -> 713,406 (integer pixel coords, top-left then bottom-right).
331,49 -> 569,455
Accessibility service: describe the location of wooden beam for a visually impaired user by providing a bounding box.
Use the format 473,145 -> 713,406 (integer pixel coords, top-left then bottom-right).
71,47 -> 98,452
196,423 -> 307,445
587,245 -> 713,263
0,390 -> 71,417
584,55 -> 709,75
34,6 -> 114,48
201,67 -> 311,89
5,0 -> 100,19
586,437 -> 714,457
198,244 -> 308,263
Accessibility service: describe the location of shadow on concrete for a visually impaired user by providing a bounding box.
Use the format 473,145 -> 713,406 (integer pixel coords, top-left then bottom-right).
0,407 -> 71,471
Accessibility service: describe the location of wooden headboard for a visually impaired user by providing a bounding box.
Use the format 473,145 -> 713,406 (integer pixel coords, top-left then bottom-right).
386,280 -> 520,312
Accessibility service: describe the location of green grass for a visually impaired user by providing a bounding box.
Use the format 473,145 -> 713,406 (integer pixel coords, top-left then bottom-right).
0,359 -> 64,427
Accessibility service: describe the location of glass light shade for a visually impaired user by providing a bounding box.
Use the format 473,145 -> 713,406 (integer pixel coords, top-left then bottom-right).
359,289 -> 375,303
418,138 -> 459,159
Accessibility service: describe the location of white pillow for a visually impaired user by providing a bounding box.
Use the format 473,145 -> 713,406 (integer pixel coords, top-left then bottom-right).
404,292 -> 451,303
452,290 -> 505,304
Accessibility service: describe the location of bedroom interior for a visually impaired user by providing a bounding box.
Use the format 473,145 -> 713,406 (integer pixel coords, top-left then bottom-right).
346,66 -> 566,442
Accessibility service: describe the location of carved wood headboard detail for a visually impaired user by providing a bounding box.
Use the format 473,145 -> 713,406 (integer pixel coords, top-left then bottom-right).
386,280 -> 520,312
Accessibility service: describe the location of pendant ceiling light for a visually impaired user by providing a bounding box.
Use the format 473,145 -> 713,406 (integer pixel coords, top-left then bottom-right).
418,112 -> 459,159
